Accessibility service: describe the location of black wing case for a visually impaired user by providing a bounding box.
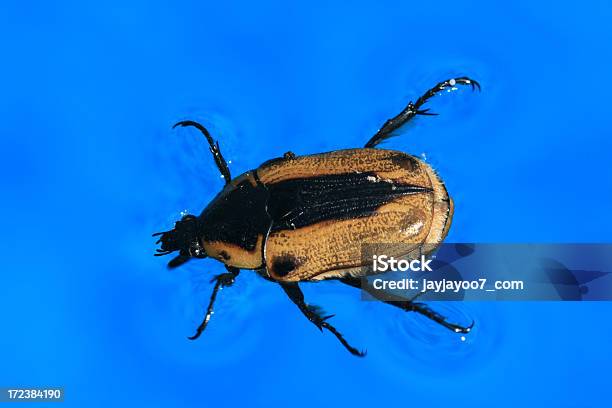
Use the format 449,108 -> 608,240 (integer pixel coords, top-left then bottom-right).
263,172 -> 432,232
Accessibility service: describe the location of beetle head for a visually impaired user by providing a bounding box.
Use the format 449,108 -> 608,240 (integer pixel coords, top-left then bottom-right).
153,214 -> 206,268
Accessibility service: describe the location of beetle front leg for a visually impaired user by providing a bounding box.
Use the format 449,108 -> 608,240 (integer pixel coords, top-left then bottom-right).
173,120 -> 232,185
188,266 -> 240,340
279,282 -> 366,357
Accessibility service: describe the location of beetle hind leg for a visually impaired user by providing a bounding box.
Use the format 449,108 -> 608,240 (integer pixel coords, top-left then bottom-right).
340,277 -> 473,334
365,76 -> 480,148
280,282 -> 366,357
406,302 -> 474,334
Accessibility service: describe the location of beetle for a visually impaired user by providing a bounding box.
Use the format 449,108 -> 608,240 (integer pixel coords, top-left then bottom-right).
154,76 -> 480,356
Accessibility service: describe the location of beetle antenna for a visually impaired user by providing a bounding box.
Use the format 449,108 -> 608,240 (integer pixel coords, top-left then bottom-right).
173,120 -> 232,185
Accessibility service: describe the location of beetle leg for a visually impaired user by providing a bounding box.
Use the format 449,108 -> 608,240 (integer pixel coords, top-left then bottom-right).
406,302 -> 474,334
279,282 -> 366,357
188,266 -> 240,340
173,120 -> 232,185
339,277 -> 474,334
364,76 -> 480,148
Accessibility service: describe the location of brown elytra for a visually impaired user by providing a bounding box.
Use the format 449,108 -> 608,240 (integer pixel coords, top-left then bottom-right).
257,148 -> 453,281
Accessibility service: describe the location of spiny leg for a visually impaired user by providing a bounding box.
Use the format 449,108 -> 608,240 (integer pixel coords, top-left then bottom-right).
340,277 -> 473,334
279,282 -> 366,357
365,76 -> 480,148
404,302 -> 474,333
188,266 -> 240,340
173,120 -> 232,184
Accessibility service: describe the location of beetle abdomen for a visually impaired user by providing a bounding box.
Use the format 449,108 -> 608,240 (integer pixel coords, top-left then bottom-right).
257,149 -> 452,282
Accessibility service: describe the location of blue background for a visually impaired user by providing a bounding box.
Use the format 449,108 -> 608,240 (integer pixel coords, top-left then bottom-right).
1,0 -> 611,407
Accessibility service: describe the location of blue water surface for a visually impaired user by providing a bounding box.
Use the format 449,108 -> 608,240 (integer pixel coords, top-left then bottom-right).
1,1 -> 611,407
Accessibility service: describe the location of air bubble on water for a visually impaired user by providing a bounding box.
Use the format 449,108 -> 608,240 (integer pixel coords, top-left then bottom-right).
460,335 -> 466,342
449,78 -> 456,86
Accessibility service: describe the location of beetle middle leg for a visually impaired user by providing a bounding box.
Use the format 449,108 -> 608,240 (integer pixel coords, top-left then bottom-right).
188,266 -> 240,340
173,120 -> 232,185
340,277 -> 473,334
279,282 -> 366,357
365,77 -> 480,148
